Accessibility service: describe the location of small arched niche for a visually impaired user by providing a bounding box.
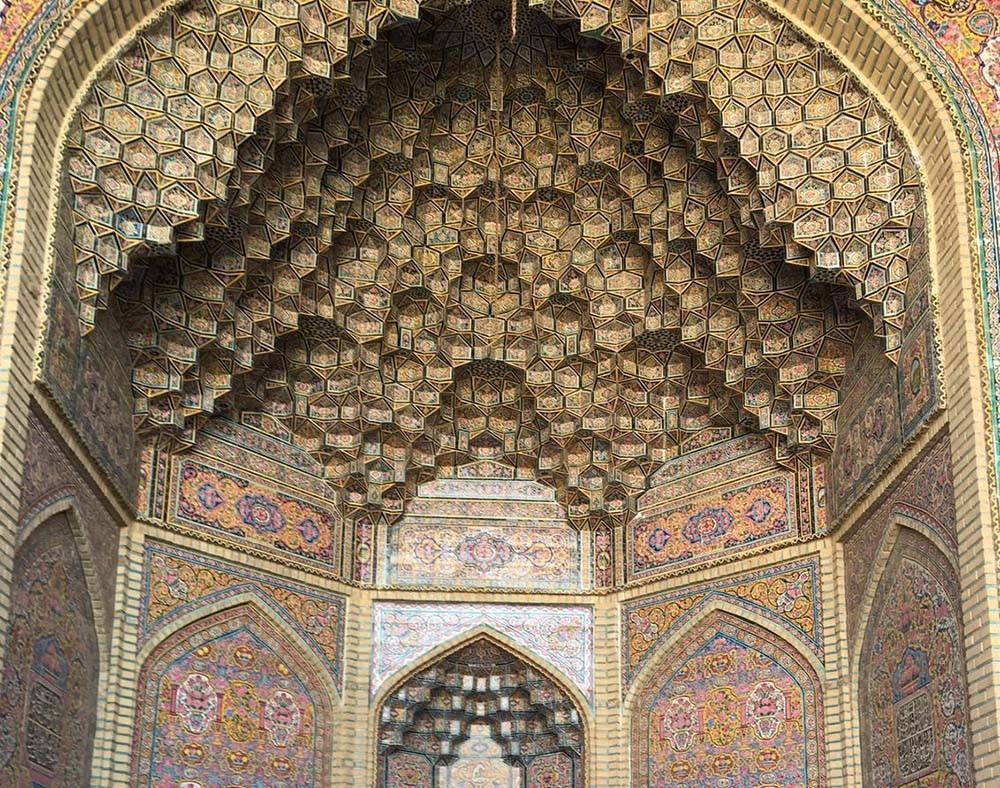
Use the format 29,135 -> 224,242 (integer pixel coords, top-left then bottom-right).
376,636 -> 585,787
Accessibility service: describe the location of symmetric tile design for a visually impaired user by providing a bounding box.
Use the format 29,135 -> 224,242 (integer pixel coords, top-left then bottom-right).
58,0 -> 932,530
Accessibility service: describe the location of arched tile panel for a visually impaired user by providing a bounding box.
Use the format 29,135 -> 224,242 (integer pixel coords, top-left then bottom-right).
858,528 -> 973,786
631,610 -> 824,787
0,513 -> 99,787
131,604 -> 334,787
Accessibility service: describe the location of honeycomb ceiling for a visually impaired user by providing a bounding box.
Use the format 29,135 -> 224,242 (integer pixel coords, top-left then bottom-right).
377,638 -> 583,763
66,0 -> 922,525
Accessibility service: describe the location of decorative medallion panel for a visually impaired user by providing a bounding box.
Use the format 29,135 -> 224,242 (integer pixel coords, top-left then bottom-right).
149,420 -> 343,574
631,436 -> 821,579
385,478 -> 581,590
632,612 -> 824,787
131,606 -> 332,787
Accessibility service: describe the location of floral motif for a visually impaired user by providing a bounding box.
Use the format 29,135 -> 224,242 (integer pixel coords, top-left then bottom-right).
622,560 -> 822,688
133,609 -> 328,786
0,519 -> 99,787
371,603 -> 594,703
387,480 -> 581,590
633,615 -> 823,788
632,473 -> 795,577
456,533 -> 515,571
236,494 -> 287,534
860,532 -> 972,786
681,507 -> 734,545
142,543 -> 346,691
171,458 -> 338,567
264,690 -> 302,746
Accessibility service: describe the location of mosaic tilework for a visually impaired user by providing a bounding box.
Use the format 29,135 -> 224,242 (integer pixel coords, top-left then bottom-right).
371,603 -> 594,704
631,435 -> 820,579
632,611 -> 824,787
829,241 -> 940,516
0,515 -> 99,787
384,751 -> 434,788
632,471 -> 795,578
150,419 -> 343,574
526,752 -> 575,788
621,558 -> 823,690
19,411 -> 120,634
172,457 -> 339,566
859,529 -> 972,786
140,542 -> 346,691
43,241 -> 138,500
131,605 -> 331,787
385,478 -> 581,590
843,432 -> 957,641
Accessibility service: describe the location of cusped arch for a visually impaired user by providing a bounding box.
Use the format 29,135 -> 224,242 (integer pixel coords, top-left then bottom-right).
130,600 -> 337,787
629,607 -> 826,787
372,629 -> 591,788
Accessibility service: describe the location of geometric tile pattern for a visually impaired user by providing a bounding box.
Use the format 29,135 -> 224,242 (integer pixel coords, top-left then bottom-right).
377,640 -> 583,787
62,0 -> 926,530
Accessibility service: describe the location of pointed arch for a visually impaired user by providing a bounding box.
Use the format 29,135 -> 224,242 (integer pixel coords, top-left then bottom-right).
628,607 -> 826,787
371,625 -> 594,731
850,512 -> 959,677
17,497 -> 110,661
623,595 -> 825,708
855,525 -> 973,786
135,586 -> 342,704
0,511 -> 101,786
372,629 -> 591,788
130,601 -> 336,787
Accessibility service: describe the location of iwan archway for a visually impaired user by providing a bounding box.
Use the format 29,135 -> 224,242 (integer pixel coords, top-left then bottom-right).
0,0 -> 994,782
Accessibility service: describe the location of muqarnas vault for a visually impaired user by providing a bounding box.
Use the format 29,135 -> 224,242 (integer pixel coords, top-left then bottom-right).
0,0 -> 997,783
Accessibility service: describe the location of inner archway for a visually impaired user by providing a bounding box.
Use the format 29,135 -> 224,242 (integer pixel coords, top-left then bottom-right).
376,637 -> 585,787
